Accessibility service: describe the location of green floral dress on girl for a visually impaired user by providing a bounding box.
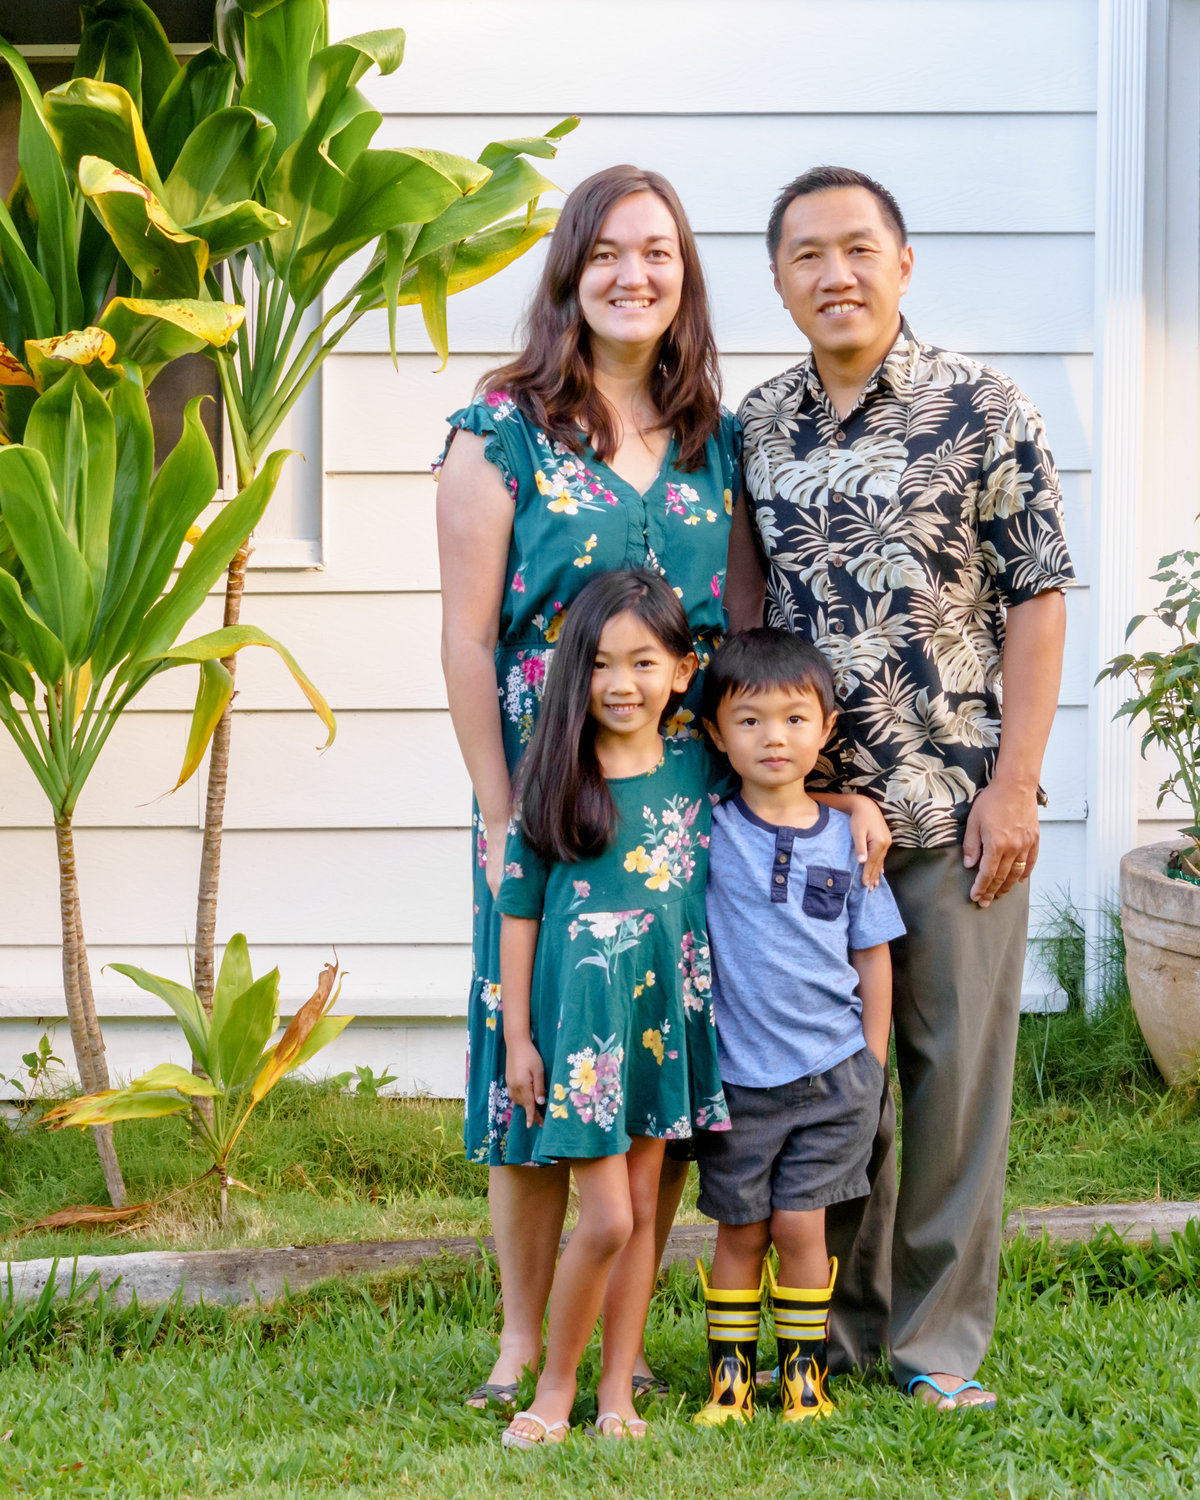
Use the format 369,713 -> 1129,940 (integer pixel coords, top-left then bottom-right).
435,393 -> 740,1164
496,737 -> 731,1161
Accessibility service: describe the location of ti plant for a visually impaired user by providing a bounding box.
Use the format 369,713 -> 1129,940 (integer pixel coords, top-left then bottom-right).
0,343 -> 334,1207
44,937 -> 352,1222
1098,538 -> 1200,880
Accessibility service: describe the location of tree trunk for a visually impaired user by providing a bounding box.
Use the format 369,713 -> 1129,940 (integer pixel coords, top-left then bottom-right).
55,817 -> 126,1208
193,537 -> 253,1011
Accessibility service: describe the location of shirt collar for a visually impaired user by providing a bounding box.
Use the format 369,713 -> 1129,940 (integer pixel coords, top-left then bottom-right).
800,317 -> 921,413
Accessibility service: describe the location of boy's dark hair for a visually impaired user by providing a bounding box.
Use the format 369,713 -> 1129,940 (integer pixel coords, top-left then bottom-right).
766,166 -> 908,261
701,629 -> 836,725
516,568 -> 694,864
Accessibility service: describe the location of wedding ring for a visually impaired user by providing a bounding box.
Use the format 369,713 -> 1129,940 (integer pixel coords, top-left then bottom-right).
1012,860 -> 1027,871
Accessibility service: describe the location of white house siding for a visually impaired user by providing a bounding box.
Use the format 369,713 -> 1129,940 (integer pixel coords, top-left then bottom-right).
2,0 -> 1145,1093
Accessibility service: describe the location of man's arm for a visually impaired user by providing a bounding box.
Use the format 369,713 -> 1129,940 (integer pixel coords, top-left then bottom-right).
963,589 -> 1067,906
723,489 -> 766,631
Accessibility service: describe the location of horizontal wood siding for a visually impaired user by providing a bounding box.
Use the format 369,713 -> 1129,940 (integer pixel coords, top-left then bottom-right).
0,0 -> 1102,1092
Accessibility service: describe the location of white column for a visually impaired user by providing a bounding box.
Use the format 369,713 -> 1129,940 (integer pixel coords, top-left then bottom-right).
1086,0 -> 1149,944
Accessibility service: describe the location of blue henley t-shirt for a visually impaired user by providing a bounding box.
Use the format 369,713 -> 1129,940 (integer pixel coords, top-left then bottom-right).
707,797 -> 906,1088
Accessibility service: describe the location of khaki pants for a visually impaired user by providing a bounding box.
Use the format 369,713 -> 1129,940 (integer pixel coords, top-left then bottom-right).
826,845 -> 1030,1386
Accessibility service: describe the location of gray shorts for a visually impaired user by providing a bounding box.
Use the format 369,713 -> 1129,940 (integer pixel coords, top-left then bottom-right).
696,1047 -> 886,1223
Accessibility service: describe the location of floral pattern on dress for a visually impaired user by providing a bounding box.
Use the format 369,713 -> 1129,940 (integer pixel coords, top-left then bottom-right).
564,1037 -> 625,1130
678,928 -> 713,1016
622,794 -> 705,892
501,650 -> 550,744
569,910 -> 655,979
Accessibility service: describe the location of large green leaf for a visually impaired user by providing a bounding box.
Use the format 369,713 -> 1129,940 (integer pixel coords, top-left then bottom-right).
0,41 -> 85,332
156,621 -> 336,747
169,657 -> 234,791
129,448 -> 292,666
0,648 -> 35,703
78,157 -> 208,298
125,1062 -> 221,1097
23,366 -> 116,599
146,48 -> 237,176
0,207 -> 55,344
98,295 -> 245,385
76,0 -> 178,124
408,156 -> 559,265
0,447 -> 94,664
417,247 -> 452,372
477,116 -> 579,172
0,571 -> 65,683
43,78 -> 162,190
288,149 -> 485,300
90,394 -> 218,676
189,201 -> 289,264
46,1090 -> 194,1128
216,969 -> 281,1091
161,107 -> 277,228
240,0 -> 326,170
106,961 -> 211,1067
212,933 -> 254,1032
93,366 -> 154,650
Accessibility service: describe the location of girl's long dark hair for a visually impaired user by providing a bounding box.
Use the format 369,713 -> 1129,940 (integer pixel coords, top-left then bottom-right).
483,165 -> 721,472
516,570 -> 694,864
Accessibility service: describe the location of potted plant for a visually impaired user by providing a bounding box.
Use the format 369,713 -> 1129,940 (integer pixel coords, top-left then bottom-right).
1098,538 -> 1200,1083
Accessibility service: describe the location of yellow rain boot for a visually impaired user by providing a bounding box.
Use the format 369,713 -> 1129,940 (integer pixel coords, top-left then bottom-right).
769,1256 -> 837,1422
692,1260 -> 763,1427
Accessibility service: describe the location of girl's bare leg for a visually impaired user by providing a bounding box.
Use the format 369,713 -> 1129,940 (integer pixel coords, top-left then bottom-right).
628,1148 -> 687,1382
472,1162 -> 570,1399
507,1153 -> 637,1436
598,1137 -> 666,1424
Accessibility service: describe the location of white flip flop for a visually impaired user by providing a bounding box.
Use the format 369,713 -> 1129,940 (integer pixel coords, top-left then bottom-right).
501,1410 -> 571,1450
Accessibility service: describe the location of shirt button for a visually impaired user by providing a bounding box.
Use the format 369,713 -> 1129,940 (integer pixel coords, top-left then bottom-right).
826,877 -> 834,888
777,853 -> 788,864
774,874 -> 786,885
830,620 -> 845,634
828,551 -> 844,567
834,429 -> 846,442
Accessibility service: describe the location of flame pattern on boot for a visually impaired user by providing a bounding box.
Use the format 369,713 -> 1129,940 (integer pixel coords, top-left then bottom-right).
769,1256 -> 837,1422
692,1259 -> 763,1427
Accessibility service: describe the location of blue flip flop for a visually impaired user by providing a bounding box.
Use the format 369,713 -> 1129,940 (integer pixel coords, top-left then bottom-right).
905,1374 -> 997,1410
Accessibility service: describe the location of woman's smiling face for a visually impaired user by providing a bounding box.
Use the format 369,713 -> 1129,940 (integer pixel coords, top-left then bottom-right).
577,191 -> 685,359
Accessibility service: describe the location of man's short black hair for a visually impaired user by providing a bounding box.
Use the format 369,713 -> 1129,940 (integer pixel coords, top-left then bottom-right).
766,165 -> 908,262
702,629 -> 837,724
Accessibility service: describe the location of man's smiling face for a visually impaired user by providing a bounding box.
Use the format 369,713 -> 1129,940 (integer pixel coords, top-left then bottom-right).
772,185 -> 913,367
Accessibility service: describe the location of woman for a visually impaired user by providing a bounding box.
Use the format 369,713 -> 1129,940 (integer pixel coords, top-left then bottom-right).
437,164 -> 734,1409
436,164 -> 884,1412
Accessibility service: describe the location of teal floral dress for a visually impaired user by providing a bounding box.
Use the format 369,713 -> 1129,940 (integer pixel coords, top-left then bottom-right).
496,738 -> 731,1161
435,391 -> 740,1165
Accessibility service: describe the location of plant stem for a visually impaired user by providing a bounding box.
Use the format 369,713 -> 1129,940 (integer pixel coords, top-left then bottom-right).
55,815 -> 126,1208
192,533 -> 254,1010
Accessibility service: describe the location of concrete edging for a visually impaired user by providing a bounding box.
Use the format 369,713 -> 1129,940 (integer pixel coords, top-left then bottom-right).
4,1201 -> 1198,1307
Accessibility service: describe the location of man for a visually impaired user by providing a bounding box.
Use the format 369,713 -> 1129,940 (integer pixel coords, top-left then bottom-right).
724,165 -> 1075,1408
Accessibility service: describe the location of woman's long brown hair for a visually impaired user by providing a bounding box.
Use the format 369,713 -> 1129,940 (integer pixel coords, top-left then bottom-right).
483,165 -> 722,472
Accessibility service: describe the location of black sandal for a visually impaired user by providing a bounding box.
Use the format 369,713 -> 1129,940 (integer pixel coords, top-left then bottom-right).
631,1373 -> 670,1400
466,1381 -> 520,1410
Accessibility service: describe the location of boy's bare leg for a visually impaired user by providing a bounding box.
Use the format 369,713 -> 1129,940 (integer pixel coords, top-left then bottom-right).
770,1207 -> 829,1289
711,1219 -> 772,1289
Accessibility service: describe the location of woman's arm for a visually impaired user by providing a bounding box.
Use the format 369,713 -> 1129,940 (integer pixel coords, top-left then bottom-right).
437,430 -> 516,897
850,942 -> 893,1066
722,488 -> 766,631
810,791 -> 892,889
501,914 -> 544,1125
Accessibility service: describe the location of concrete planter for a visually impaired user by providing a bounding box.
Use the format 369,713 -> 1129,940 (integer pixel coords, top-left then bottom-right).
1120,842 -> 1200,1085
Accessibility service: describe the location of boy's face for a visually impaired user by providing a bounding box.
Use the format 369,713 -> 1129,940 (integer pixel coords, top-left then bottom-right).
706,683 -> 836,793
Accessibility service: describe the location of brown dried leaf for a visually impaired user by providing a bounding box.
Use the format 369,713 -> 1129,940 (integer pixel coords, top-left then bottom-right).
17,1202 -> 152,1235
249,961 -> 339,1106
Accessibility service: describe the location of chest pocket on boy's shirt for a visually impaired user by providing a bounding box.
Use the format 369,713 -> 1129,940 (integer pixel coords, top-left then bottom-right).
802,865 -> 851,920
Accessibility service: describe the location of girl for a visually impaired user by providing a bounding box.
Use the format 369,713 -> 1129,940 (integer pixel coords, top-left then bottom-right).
496,569 -> 730,1448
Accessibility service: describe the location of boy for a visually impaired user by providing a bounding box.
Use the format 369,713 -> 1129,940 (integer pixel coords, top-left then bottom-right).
694,629 -> 905,1425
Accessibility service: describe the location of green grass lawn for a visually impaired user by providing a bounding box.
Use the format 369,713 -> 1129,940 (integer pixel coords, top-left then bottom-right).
2,983 -> 1199,1497
1,1229 -> 1198,1499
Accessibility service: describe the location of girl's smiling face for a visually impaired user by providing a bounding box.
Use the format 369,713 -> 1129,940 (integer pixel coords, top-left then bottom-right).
588,608 -> 696,747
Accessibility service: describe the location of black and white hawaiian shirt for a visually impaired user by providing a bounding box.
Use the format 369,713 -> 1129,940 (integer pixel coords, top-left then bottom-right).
738,320 -> 1076,848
